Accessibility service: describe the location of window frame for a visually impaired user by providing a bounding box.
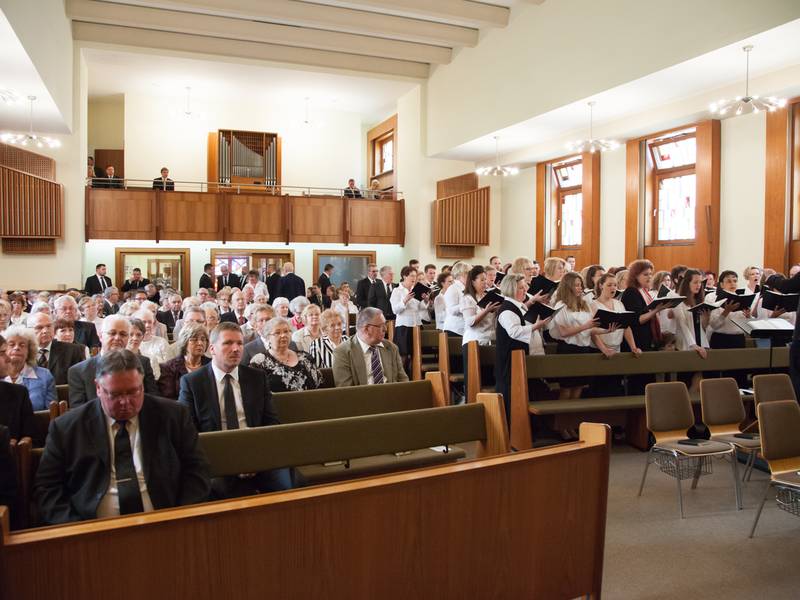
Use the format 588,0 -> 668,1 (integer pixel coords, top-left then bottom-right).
373,132 -> 394,178
551,156 -> 583,250
648,130 -> 697,245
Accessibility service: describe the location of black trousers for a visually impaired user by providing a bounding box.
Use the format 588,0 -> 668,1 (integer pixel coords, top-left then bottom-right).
709,332 -> 747,387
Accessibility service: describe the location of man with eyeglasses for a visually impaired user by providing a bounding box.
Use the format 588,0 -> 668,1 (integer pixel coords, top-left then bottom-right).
35,349 -> 210,524
67,316 -> 158,407
332,307 -> 408,387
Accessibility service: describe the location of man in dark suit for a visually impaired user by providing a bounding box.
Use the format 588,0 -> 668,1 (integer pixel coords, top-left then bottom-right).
0,335 -> 35,441
103,287 -> 120,316
179,322 -> 291,497
121,268 -> 150,293
156,293 -> 183,334
84,263 -> 113,296
356,263 -> 379,309
220,290 -> 248,326
277,262 -> 305,300
28,312 -> 87,385
0,425 -> 18,529
94,165 -> 123,189
54,295 -> 101,350
343,178 -> 362,198
87,156 -> 103,179
199,263 -> 214,291
152,167 -> 175,191
68,316 -> 157,407
216,264 -> 241,290
367,265 -> 396,321
266,264 -> 281,302
35,350 -> 210,524
317,263 -> 334,295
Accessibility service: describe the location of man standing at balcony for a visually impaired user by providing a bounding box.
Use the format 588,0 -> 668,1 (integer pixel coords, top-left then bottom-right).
152,167 -> 175,191
95,165 -> 123,189
343,179 -> 362,198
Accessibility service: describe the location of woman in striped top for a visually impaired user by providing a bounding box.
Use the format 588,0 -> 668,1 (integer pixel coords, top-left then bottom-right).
308,309 -> 349,369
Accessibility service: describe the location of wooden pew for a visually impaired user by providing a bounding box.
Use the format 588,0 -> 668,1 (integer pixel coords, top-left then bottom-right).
271,373 -> 460,485
0,423 -> 610,600
437,332 -> 463,403
465,341 -> 497,404
55,384 -> 69,403
410,325 -> 440,381
510,346 -> 789,451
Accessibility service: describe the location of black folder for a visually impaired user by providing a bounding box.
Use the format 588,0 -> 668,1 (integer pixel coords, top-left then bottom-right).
656,284 -> 670,298
716,289 -> 756,311
761,289 -> 800,312
646,296 -> 686,311
594,308 -> 639,329
529,276 -> 558,297
524,303 -> 563,324
477,290 -> 504,309
688,299 -> 725,314
411,283 -> 432,301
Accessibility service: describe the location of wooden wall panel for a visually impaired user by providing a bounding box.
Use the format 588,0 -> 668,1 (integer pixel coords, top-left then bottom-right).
227,194 -> 285,242
290,196 -> 344,243
1,238 -> 56,254
0,142 -> 56,180
0,166 -> 63,238
349,199 -> 404,245
625,139 -> 642,265
94,149 -> 124,178
436,173 -> 478,200
86,189 -> 155,239
583,152 -> 602,266
1,440 -> 610,600
433,187 -> 490,246
763,106 -> 791,272
160,192 -> 222,240
535,162 -> 546,260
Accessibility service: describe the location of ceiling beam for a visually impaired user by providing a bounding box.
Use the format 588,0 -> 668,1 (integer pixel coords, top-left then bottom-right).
66,0 -> 451,64
296,0 -> 509,29
72,22 -> 430,79
107,0 -> 479,47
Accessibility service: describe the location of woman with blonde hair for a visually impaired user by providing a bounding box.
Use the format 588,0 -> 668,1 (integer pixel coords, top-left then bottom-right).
292,303 -> 322,352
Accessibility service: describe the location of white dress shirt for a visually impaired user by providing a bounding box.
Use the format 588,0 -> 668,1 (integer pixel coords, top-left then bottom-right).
442,279 -> 466,334
590,298 -> 626,351
497,297 -> 534,344
210,363 -> 247,429
434,294 -> 447,330
390,285 -> 426,327
460,293 -> 496,346
549,300 -> 594,347
706,291 -> 749,336
96,413 -> 155,519
356,335 -> 386,384
243,281 -> 270,301
672,302 -> 709,350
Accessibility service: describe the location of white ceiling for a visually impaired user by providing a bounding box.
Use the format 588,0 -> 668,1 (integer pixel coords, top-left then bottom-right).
460,18 -> 800,165
85,48 -> 418,122
0,10 -> 69,134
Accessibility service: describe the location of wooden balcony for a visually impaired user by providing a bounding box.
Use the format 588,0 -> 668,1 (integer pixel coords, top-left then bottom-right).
85,187 -> 405,245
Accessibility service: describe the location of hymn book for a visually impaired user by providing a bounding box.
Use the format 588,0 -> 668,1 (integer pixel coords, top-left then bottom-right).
760,290 -> 800,313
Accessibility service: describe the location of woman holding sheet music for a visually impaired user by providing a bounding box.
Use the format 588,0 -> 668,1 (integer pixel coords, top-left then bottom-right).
461,266 -> 501,390
672,269 -> 712,356
495,273 -> 552,424
443,262 -> 470,337
390,266 -> 428,368
706,270 -> 749,350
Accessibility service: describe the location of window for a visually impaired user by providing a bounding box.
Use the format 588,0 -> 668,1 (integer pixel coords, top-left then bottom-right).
553,157 -> 583,248
374,133 -> 393,176
648,129 -> 697,242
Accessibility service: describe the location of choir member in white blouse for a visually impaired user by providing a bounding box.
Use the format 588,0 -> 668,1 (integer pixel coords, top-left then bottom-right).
415,269 -> 433,324
706,270 -> 749,348
590,274 -> 640,357
434,272 -> 453,330
672,269 -> 711,358
651,271 -> 676,347
390,265 -> 429,368
742,265 -> 762,295
461,266 -> 501,388
442,262 -> 470,336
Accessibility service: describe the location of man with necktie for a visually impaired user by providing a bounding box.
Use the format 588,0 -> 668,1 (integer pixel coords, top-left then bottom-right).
35,349 -> 210,524
152,167 -> 175,191
216,264 -> 241,291
367,265 -> 396,321
179,322 -> 291,498
121,268 -> 151,293
332,307 -> 408,387
84,263 -> 113,296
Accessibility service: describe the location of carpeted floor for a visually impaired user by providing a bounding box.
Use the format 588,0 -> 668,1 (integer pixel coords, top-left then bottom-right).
603,446 -> 800,599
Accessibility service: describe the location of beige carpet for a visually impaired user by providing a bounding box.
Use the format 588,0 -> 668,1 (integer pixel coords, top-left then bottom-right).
603,446 -> 800,599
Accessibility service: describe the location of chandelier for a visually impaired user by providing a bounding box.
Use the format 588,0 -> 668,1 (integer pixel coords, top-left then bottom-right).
0,96 -> 61,148
567,101 -> 618,153
475,136 -> 519,177
710,45 -> 786,117
0,89 -> 19,104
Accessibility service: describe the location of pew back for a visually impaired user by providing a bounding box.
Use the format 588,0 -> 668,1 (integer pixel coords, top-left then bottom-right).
0,423 -> 610,600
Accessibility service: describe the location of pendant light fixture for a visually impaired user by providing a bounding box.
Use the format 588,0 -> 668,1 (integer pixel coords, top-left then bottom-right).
710,45 -> 787,116
475,136 -> 519,177
0,96 -> 61,148
566,101 -> 618,153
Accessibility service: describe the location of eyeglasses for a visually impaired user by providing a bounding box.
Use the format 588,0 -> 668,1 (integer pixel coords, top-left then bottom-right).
365,323 -> 387,331
269,330 -> 291,337
98,385 -> 142,402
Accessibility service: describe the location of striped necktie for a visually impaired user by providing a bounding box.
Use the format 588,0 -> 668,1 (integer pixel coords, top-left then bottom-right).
369,346 -> 384,385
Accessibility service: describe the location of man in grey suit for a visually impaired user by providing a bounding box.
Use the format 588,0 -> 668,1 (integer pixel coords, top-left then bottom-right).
28,312 -> 87,385
332,307 -> 408,387
68,316 -> 157,407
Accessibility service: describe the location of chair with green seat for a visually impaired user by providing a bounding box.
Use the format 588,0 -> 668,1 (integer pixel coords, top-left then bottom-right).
638,381 -> 741,518
749,400 -> 800,537
700,377 -> 762,482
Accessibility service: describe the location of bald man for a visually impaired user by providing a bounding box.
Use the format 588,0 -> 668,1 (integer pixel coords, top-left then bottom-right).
276,262 -> 305,301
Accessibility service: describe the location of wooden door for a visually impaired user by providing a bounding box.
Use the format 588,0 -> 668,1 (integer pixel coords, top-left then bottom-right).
95,149 -> 125,178
251,252 -> 292,279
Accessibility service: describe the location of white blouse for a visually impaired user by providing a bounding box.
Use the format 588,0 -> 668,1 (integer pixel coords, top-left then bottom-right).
497,297 -> 533,345
442,280 -> 466,335
706,291 -> 748,336
672,302 -> 709,350
460,293 -> 496,346
434,294 -> 447,330
549,300 -> 594,347
139,336 -> 169,380
590,298 -> 626,351
390,286 -> 427,328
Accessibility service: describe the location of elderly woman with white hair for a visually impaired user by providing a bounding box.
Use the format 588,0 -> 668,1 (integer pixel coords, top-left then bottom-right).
0,300 -> 11,332
249,317 -> 321,392
78,295 -> 104,335
133,309 -> 169,380
271,297 -> 290,320
292,303 -> 322,352
288,296 -> 310,331
2,325 -> 57,410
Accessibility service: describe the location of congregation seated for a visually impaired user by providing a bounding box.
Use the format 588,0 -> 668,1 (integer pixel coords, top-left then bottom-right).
8,292 -> 28,327
158,323 -> 211,400
53,318 -> 76,343
178,322 -> 292,498
68,316 -> 158,407
220,289 -> 248,326
134,310 -> 169,381
332,307 -> 408,387
78,296 -> 103,336
250,317 -> 321,392
55,295 -> 101,350
27,312 -> 87,385
0,334 -> 35,441
292,303 -> 322,352
35,349 -> 211,524
2,326 -> 57,411
289,296 -> 310,331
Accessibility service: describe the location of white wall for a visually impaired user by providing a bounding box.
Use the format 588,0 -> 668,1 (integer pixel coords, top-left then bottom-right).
497,167 -> 536,263
720,111 -> 766,271
123,93 -> 364,188
88,95 -> 124,154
